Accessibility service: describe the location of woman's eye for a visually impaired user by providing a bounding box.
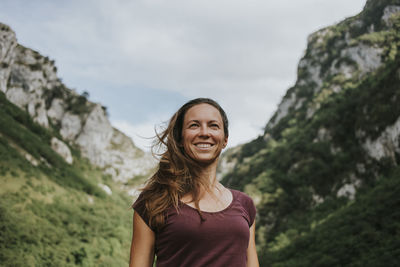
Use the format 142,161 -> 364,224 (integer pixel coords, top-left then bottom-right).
189,123 -> 198,128
210,124 -> 219,129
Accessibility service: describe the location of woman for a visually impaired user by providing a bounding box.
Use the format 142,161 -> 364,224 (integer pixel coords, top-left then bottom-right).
129,98 -> 259,267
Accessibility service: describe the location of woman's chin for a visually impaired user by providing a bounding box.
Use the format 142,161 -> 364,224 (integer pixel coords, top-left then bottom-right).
192,155 -> 220,165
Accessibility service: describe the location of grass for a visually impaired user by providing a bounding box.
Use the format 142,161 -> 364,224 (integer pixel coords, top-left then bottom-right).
0,91 -> 135,266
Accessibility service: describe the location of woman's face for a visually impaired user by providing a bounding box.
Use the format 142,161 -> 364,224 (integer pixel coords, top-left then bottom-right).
181,103 -> 228,164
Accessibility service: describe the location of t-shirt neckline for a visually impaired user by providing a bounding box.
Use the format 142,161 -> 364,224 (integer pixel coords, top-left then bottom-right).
180,188 -> 235,214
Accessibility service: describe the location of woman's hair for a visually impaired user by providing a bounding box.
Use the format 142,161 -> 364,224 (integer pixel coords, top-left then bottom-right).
135,98 -> 229,230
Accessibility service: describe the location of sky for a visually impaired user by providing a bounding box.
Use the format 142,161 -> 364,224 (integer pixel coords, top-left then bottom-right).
0,0 -> 366,151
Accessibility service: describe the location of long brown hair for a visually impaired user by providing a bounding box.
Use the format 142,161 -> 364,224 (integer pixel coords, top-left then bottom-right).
135,98 -> 229,230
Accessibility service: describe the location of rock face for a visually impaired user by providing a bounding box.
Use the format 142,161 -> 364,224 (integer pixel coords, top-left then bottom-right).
267,22 -> 389,129
0,24 -> 17,93
0,22 -> 155,184
363,116 -> 400,162
51,137 -> 73,164
382,5 -> 400,26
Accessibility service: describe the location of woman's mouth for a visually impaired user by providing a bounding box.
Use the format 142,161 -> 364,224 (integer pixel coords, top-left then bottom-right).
195,143 -> 213,148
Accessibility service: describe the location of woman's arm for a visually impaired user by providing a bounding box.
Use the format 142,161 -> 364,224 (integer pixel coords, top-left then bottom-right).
129,212 -> 156,267
247,222 -> 259,267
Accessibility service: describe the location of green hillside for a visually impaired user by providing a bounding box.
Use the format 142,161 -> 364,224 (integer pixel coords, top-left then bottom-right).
265,166 -> 400,266
0,92 -> 133,266
221,0 -> 400,266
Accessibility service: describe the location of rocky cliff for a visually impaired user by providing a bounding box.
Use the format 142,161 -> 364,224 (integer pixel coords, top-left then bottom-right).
0,23 -> 155,188
220,0 -> 400,265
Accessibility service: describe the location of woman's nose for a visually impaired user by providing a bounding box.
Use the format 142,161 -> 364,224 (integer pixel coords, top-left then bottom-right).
199,126 -> 210,137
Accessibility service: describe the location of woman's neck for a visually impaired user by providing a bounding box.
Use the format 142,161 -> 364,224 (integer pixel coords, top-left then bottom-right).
198,159 -> 219,187
181,158 -> 222,203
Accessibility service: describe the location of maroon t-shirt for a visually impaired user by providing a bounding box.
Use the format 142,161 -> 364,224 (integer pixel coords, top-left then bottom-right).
133,189 -> 256,267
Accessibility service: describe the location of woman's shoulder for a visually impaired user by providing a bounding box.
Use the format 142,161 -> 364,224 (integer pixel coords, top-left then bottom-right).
229,188 -> 254,202
228,188 -> 257,226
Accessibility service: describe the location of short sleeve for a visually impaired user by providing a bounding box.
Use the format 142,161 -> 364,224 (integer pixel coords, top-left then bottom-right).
237,191 -> 257,227
246,196 -> 256,226
132,192 -> 154,231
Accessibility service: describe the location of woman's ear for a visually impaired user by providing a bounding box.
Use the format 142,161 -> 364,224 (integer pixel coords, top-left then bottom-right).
223,137 -> 228,148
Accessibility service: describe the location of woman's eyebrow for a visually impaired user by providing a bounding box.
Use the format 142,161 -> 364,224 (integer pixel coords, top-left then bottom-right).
186,119 -> 200,124
186,119 -> 220,124
208,120 -> 221,124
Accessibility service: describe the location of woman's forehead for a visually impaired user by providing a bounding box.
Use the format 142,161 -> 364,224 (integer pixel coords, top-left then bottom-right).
184,104 -> 223,122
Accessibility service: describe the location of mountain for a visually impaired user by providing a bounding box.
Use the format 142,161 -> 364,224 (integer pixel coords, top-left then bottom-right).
0,22 -> 155,188
220,0 -> 400,266
0,23 -> 155,266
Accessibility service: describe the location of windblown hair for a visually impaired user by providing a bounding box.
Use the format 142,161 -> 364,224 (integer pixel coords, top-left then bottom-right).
135,98 -> 229,230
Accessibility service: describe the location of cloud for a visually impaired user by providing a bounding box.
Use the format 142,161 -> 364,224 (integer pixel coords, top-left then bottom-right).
0,0 -> 366,149
5,0 -> 364,88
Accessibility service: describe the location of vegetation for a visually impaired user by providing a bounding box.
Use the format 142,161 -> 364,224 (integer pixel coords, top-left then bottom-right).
0,92 -> 134,266
42,85 -> 93,116
0,93 -> 104,197
263,166 -> 400,267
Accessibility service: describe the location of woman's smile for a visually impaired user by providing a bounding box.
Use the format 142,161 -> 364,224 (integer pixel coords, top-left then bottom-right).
195,143 -> 214,149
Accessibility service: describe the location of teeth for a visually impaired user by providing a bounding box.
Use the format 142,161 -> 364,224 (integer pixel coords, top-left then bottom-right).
196,143 -> 212,148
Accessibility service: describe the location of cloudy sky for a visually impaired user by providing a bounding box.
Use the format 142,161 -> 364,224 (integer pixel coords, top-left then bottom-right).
1,0 -> 366,151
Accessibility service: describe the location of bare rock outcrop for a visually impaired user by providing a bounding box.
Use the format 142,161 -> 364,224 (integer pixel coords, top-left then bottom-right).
363,116 -> 400,163
51,137 -> 73,164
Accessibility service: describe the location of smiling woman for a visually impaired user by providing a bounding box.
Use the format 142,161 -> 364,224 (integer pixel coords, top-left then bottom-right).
181,103 -> 228,164
129,98 -> 259,267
